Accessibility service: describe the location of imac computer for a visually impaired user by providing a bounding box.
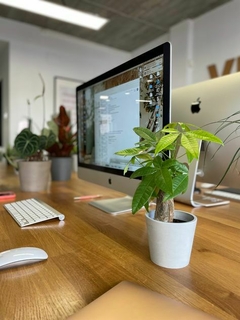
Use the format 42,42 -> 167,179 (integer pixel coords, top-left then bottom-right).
76,42 -> 172,214
172,72 -> 240,190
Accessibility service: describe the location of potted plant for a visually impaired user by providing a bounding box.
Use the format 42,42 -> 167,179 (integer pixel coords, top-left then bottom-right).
202,111 -> 240,186
12,128 -> 56,191
5,74 -> 56,192
115,122 -> 223,268
46,105 -> 77,181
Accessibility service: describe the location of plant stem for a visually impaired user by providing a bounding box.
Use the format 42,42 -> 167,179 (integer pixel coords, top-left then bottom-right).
154,191 -> 174,222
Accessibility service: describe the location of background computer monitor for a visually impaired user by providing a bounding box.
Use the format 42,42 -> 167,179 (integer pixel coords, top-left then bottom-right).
76,42 -> 171,212
172,72 -> 240,189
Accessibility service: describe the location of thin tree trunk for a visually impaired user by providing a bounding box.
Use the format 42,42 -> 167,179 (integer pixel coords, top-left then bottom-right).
154,191 -> 174,222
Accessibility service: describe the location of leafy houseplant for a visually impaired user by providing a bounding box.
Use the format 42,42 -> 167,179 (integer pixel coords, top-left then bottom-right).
46,105 -> 76,157
5,74 -> 56,191
46,105 -> 77,181
116,122 -> 223,268
6,73 -> 56,167
8,126 -> 56,192
13,128 -> 56,163
116,122 -> 223,221
202,111 -> 240,186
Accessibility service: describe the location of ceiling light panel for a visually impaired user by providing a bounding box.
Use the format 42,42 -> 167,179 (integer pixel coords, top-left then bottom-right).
0,0 -> 109,30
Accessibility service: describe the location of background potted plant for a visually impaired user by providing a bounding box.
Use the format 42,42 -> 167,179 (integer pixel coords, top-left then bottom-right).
46,105 -> 77,181
116,122 -> 223,268
1,144 -> 20,167
5,74 -> 56,192
12,128 -> 56,191
202,111 -> 240,186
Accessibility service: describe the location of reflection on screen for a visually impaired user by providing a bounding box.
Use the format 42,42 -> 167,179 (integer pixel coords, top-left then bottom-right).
78,55 -> 164,173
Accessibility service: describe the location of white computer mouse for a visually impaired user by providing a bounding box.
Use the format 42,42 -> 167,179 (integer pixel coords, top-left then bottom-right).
0,247 -> 48,270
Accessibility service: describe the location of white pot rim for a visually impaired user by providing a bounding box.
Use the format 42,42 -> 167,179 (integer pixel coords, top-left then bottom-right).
145,210 -> 197,225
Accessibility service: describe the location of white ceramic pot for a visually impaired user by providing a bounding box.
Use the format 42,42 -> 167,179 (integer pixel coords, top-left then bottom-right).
18,160 -> 51,192
145,210 -> 197,269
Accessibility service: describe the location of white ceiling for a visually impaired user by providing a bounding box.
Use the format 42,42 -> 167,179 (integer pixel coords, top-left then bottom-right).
0,0 -> 232,52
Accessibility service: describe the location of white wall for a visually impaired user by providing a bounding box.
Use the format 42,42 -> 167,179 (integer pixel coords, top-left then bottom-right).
133,0 -> 240,88
193,0 -> 240,83
2,0 -> 240,146
0,17 -> 131,146
0,42 -> 9,148
131,34 -> 169,57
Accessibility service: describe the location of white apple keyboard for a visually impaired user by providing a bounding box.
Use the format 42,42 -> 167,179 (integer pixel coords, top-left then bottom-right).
0,247 -> 48,270
3,198 -> 65,227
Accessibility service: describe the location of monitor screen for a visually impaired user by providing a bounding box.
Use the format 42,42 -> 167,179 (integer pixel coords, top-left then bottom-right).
172,72 -> 240,189
76,42 -> 171,214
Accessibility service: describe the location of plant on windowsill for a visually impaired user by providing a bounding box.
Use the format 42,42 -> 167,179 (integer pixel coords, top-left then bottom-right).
5,74 -> 56,192
45,105 -> 77,181
115,122 -> 223,268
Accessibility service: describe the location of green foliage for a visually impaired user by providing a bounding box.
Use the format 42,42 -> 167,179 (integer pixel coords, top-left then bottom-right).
116,122 -> 223,215
203,111 -> 240,186
45,106 -> 77,157
14,128 -> 56,161
15,129 -> 40,158
7,74 -> 56,166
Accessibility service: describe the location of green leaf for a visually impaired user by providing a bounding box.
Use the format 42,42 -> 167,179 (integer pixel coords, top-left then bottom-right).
181,134 -> 199,160
190,129 -> 223,144
155,168 -> 172,194
115,147 -> 144,157
14,129 -> 39,157
173,161 -> 189,174
172,174 -> 189,196
155,133 -> 179,154
162,159 -> 181,169
133,127 -> 156,141
39,131 -> 56,149
130,166 -> 156,179
164,174 -> 189,201
136,153 -> 153,161
123,162 -> 131,175
152,155 -> 163,168
39,135 -> 48,150
161,127 -> 179,133
132,176 -> 155,213
46,120 -> 58,136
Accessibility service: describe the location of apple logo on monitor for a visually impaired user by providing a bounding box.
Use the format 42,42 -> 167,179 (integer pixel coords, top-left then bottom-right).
191,97 -> 201,114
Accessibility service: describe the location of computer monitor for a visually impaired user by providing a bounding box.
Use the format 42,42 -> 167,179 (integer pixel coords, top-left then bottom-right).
76,42 -> 172,214
172,72 -> 240,189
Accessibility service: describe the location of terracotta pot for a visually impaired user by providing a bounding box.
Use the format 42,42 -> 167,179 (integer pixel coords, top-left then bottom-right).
145,210 -> 197,269
18,160 -> 51,192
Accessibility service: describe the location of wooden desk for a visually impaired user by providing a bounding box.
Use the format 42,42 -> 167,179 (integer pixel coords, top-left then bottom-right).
0,164 -> 240,320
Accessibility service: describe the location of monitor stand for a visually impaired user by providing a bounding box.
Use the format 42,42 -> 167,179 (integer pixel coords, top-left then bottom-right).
89,195 -> 133,215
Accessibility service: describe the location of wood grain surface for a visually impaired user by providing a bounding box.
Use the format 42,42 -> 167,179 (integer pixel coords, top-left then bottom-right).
0,163 -> 240,320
